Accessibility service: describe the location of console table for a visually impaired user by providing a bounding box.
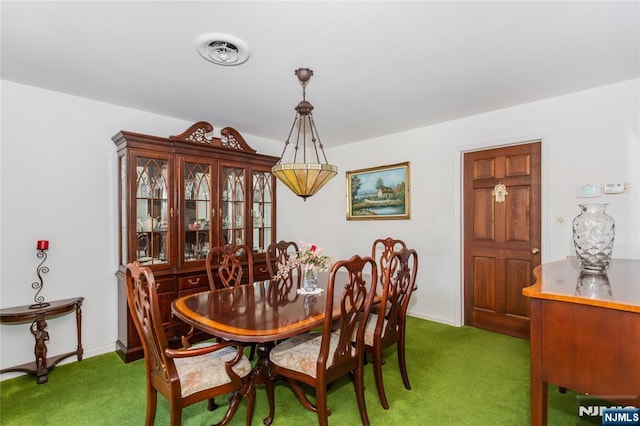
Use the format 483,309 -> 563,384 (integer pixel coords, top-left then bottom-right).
0,297 -> 84,384
523,258 -> 640,425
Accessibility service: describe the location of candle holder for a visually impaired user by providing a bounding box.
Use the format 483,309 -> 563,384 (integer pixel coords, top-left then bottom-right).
30,246 -> 51,309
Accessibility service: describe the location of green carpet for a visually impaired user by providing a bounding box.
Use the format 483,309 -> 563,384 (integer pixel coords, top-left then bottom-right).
0,318 -> 587,425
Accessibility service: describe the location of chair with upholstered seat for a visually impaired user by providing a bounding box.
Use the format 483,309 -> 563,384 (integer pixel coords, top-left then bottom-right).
125,261 -> 255,426
360,247 -> 418,409
206,244 -> 254,289
269,255 -> 377,426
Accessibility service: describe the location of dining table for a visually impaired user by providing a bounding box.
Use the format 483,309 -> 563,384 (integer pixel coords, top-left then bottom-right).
171,271 -> 356,425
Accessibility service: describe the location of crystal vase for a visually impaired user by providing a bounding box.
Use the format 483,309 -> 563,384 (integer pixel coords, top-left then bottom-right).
303,265 -> 318,292
572,203 -> 615,273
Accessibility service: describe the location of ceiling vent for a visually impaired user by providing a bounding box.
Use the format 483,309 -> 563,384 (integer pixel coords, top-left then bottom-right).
195,33 -> 250,66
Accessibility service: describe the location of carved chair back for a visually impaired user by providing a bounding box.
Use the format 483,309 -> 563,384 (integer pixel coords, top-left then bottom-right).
206,244 -> 254,289
266,240 -> 301,300
371,237 -> 407,291
377,247 -> 419,343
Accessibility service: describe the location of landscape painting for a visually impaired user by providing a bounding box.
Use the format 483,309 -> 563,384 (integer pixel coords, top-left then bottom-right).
346,162 -> 410,220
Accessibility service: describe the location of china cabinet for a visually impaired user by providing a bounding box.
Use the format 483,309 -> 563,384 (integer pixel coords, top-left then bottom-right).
112,121 -> 278,362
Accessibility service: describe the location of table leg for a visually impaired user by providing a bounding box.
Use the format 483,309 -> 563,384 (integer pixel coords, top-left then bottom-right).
529,299 -> 548,426
250,342 -> 276,425
75,301 -> 84,360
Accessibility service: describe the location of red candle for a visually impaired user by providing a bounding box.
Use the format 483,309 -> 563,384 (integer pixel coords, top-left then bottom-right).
37,240 -> 49,250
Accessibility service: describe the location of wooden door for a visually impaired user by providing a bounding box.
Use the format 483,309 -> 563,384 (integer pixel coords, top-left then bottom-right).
463,142 -> 541,339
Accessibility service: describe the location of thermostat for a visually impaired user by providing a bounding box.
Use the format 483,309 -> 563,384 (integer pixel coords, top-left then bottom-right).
603,182 -> 626,194
576,184 -> 601,198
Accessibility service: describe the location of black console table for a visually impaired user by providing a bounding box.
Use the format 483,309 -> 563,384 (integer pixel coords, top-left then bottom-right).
0,297 -> 84,384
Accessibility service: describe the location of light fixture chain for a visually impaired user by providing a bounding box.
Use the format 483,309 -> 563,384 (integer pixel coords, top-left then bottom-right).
309,116 -> 329,164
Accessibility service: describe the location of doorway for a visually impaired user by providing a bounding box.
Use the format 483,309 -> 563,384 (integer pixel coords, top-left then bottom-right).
463,141 -> 541,339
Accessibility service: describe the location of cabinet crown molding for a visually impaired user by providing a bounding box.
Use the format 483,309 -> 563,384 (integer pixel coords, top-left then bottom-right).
169,121 -> 256,154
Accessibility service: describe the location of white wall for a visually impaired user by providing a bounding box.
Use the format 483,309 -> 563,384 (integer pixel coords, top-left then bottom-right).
2,78 -> 638,377
279,78 -> 640,326
0,80 -> 282,376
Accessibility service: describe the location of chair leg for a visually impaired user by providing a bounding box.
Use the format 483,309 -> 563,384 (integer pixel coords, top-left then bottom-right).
354,364 -> 371,426
248,343 -> 256,361
207,397 -> 218,411
145,385 -> 157,426
316,385 -> 330,426
372,346 -> 389,409
398,336 -> 411,390
169,404 -> 182,426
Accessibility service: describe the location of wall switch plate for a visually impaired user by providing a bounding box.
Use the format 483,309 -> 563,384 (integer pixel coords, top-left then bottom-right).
576,183 -> 601,198
603,182 -> 626,194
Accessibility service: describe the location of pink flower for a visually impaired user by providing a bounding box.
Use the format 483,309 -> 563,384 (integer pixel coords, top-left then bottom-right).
310,244 -> 317,252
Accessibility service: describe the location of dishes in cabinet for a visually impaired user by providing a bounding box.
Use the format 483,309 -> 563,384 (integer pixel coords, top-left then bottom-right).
138,215 -> 165,232
137,215 -> 153,232
187,219 -> 209,230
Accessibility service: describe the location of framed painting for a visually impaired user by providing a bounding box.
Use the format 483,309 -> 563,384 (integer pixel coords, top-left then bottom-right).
346,161 -> 410,220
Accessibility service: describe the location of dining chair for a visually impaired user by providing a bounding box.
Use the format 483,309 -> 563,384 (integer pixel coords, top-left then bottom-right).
269,255 -> 378,426
360,247 -> 418,409
205,243 -> 257,360
124,261 -> 255,426
371,237 -> 407,290
206,244 -> 254,289
266,240 -> 301,298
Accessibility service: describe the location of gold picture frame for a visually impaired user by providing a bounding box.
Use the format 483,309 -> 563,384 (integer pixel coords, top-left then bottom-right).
346,162 -> 410,220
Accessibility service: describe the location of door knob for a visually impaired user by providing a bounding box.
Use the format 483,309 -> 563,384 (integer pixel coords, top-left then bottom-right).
531,247 -> 540,255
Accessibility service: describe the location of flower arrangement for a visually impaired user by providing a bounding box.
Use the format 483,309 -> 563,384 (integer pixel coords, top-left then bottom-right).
298,241 -> 332,271
275,241 -> 332,280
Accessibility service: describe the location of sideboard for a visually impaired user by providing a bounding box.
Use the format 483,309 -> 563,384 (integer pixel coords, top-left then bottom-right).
523,257 -> 640,425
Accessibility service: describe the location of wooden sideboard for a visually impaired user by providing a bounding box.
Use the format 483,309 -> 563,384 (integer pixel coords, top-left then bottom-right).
523,257 -> 640,425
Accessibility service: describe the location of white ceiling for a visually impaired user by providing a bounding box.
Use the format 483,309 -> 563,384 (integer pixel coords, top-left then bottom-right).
2,1 -> 638,147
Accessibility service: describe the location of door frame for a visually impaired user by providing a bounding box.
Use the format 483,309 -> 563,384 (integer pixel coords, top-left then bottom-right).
453,134 -> 551,326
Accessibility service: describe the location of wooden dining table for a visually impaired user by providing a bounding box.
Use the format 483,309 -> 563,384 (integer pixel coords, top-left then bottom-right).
171,271 -> 350,425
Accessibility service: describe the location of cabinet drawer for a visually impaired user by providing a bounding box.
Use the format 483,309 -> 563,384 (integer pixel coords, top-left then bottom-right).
253,262 -> 271,281
178,274 -> 209,291
155,276 -> 177,294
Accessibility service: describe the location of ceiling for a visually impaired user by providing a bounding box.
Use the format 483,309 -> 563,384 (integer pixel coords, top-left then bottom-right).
2,1 -> 638,148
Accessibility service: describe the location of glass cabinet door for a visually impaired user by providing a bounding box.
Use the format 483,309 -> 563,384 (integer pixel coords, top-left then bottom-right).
183,161 -> 212,263
221,166 -> 246,247
252,170 -> 273,253
135,157 -> 169,266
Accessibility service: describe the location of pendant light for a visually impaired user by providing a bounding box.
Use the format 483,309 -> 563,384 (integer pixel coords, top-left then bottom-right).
272,68 -> 337,201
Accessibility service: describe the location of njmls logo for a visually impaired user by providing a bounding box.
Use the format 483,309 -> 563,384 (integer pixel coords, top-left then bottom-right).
601,408 -> 640,425
577,395 -> 639,422
579,405 -> 636,417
